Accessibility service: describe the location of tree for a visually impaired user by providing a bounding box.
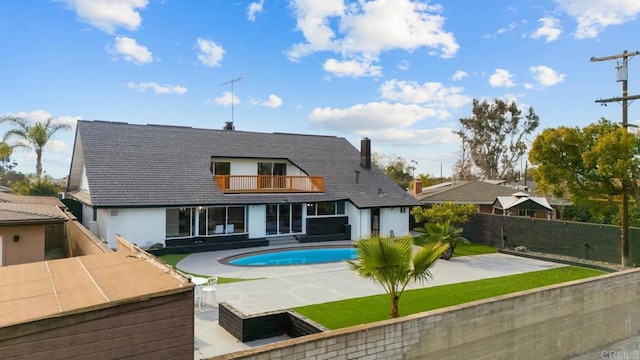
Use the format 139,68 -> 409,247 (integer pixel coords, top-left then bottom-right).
11,177 -> 60,196
348,236 -> 448,318
529,118 -> 640,266
372,152 -> 414,189
452,131 -> 476,180
411,202 -> 477,226
455,99 -> 539,180
529,119 -> 640,204
0,141 -> 17,174
420,221 -> 470,260
1,116 -> 72,179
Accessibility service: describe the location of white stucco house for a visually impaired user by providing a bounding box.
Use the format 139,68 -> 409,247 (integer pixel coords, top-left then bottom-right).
65,121 -> 419,251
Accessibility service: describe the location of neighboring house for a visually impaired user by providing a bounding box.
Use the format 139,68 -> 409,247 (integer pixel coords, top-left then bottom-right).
0,235 -> 194,359
65,121 -> 419,250
413,180 -> 570,217
0,201 -> 68,266
492,192 -> 555,219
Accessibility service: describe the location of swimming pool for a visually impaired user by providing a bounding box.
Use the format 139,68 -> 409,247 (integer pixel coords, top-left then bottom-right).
225,247 -> 358,266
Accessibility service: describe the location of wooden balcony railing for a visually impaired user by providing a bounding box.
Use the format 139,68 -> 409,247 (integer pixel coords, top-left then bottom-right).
214,175 -> 324,193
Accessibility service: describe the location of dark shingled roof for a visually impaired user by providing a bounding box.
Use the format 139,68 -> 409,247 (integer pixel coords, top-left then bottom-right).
415,180 -> 569,206
69,121 -> 420,208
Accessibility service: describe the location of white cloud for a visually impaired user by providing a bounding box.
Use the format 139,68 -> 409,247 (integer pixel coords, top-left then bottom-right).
308,102 -> 443,133
287,0 -> 458,75
362,127 -> 459,146
484,22 -> 517,38
378,79 -> 471,109
247,0 -> 265,22
126,82 -> 187,94
524,83 -> 534,90
556,0 -> 640,39
108,36 -> 153,64
56,0 -> 148,34
260,94 -> 283,108
452,70 -> 468,81
213,92 -> 239,106
1,110 -> 80,127
489,69 -> 515,88
323,58 -> 382,78
530,17 -> 562,42
529,65 -> 566,86
397,60 -> 410,71
197,38 -> 225,67
497,22 -> 517,35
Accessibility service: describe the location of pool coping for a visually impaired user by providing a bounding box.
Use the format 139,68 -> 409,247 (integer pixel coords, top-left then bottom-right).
220,244 -> 357,267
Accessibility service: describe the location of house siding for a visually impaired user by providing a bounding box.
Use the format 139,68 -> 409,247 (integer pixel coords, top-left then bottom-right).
98,208 -> 165,249
247,204 -> 266,238
0,225 -> 45,266
380,207 -> 410,238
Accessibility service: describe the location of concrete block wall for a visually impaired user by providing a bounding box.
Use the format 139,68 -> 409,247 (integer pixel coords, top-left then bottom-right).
211,268 -> 640,360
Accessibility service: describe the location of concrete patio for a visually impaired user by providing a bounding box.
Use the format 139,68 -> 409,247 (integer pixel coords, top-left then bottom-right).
177,242 -> 566,359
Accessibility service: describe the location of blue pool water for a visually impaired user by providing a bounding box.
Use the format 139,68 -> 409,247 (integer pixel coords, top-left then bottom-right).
228,247 -> 358,266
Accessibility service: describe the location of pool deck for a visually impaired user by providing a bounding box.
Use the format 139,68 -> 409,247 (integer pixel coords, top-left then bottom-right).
178,241 -> 567,359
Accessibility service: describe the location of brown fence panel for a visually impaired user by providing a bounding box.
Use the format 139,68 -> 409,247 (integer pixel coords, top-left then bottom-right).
44,223 -> 65,249
65,220 -> 112,256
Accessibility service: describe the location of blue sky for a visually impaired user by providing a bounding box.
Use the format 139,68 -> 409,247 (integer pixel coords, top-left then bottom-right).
0,0 -> 639,179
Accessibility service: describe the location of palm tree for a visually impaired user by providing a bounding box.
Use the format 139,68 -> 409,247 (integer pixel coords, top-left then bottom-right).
422,220 -> 470,260
348,236 -> 448,318
1,116 -> 72,179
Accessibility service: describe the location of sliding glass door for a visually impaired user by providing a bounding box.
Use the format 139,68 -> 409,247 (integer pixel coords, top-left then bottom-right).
266,203 -> 302,235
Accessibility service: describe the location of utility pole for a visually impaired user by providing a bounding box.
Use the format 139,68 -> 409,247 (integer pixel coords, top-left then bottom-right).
220,75 -> 243,128
591,50 -> 640,267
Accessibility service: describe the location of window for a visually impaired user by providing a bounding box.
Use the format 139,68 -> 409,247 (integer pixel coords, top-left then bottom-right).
258,162 -> 286,176
166,208 -> 195,238
214,161 -> 230,175
258,162 -> 287,188
199,206 -> 246,235
307,201 -> 346,217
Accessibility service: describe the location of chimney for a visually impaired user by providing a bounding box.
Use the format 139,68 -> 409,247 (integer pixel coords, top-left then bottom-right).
360,137 -> 371,170
414,180 -> 422,195
223,121 -> 235,131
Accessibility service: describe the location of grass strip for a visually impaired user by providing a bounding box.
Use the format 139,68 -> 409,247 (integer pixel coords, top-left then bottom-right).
294,266 -> 604,329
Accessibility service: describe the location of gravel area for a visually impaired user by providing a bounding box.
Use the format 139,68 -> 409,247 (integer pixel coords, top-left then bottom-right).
501,248 -> 627,272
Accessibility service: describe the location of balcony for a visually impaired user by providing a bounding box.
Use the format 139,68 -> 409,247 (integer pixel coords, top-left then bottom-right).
214,175 -> 324,193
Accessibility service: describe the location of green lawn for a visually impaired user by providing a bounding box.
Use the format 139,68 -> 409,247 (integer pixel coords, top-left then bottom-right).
294,266 -> 604,329
412,238 -> 498,257
156,253 -> 253,284
452,242 -> 498,256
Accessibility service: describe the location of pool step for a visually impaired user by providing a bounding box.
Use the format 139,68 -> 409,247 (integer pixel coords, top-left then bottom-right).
268,236 -> 299,247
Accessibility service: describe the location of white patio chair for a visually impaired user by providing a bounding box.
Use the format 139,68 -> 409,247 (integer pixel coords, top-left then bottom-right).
199,276 -> 218,308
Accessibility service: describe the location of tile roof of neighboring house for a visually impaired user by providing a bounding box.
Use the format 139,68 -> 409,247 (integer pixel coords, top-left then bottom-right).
414,180 -> 570,206
0,203 -> 68,225
68,121 -> 420,208
0,251 -> 190,328
0,193 -> 65,208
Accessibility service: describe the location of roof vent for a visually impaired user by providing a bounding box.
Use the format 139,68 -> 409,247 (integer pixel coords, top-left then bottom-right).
223,121 -> 235,131
354,169 -> 361,184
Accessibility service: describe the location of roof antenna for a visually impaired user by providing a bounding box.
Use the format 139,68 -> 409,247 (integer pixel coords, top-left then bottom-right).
220,75 -> 243,130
